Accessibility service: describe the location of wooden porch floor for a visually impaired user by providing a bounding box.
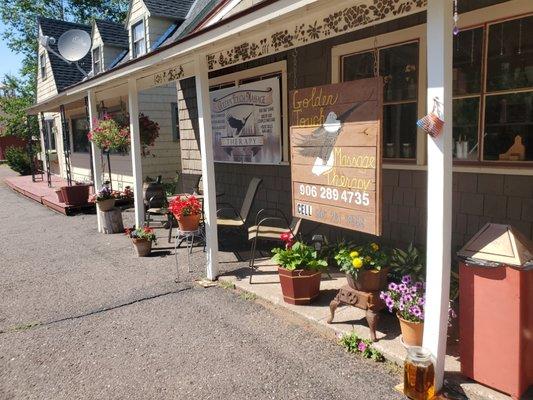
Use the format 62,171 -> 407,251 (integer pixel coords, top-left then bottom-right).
4,174 -> 94,215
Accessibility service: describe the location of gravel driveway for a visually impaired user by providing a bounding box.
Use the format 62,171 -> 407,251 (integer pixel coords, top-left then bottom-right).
0,166 -> 402,400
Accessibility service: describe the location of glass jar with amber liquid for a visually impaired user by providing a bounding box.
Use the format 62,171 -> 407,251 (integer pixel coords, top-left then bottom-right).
404,346 -> 435,400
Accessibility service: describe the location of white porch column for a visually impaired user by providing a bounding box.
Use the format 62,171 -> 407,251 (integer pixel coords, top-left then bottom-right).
128,78 -> 145,227
88,90 -> 104,232
194,53 -> 219,281
423,0 -> 453,392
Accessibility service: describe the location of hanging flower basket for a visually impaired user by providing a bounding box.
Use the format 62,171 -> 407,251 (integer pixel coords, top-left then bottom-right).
139,113 -> 160,157
88,115 -> 130,152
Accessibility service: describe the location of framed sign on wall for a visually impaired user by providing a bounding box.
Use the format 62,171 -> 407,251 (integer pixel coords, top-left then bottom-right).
289,78 -> 383,235
210,76 -> 282,164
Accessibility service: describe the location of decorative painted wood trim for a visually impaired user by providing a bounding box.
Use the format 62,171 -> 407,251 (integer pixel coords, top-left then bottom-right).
207,0 -> 427,71
136,61 -> 194,91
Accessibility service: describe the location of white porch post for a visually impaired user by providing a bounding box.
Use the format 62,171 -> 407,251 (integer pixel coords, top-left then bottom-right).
194,53 -> 219,281
88,90 -> 104,232
128,78 -> 145,227
423,0 -> 453,392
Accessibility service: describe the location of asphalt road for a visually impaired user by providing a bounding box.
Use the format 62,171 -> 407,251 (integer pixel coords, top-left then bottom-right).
0,166 -> 402,400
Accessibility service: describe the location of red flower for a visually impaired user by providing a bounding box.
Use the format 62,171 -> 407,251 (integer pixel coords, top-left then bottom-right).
168,195 -> 202,220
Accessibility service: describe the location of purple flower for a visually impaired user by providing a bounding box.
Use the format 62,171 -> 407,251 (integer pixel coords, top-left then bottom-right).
385,298 -> 394,308
401,275 -> 412,285
403,294 -> 413,303
411,305 -> 423,318
418,297 -> 425,306
398,302 -> 405,311
388,282 -> 398,291
357,342 -> 368,352
410,286 -> 418,295
398,283 -> 407,292
379,291 -> 386,300
415,282 -> 424,290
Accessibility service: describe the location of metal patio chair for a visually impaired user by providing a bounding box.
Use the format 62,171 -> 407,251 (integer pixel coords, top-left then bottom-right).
216,177 -> 262,230
248,210 -> 302,284
145,193 -> 168,227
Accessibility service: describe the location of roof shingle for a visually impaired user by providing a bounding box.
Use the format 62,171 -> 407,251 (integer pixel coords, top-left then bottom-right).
94,20 -> 129,49
38,17 -> 92,91
143,0 -> 196,20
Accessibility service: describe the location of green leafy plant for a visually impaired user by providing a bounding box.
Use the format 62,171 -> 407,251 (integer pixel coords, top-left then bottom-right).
339,332 -> 385,362
125,226 -> 157,243
271,241 -> 328,272
5,146 -> 31,175
335,242 -> 388,280
389,244 -> 425,283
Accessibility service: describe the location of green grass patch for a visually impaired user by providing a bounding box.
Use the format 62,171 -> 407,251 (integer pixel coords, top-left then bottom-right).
239,291 -> 257,301
219,280 -> 236,290
11,322 -> 40,332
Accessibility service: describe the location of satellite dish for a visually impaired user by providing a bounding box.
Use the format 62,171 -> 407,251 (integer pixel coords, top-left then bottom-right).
57,29 -> 91,62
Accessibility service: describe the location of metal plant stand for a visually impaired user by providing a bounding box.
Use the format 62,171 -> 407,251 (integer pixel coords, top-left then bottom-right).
174,227 -> 205,282
327,286 -> 385,342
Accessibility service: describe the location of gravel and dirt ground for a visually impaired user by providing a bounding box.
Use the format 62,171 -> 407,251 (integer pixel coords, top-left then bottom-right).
0,165 -> 403,400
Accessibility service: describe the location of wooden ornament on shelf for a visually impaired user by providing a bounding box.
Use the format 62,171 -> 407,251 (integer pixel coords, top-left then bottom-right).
498,135 -> 525,161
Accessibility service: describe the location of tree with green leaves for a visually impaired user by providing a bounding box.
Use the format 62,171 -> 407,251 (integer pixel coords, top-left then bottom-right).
0,0 -> 128,138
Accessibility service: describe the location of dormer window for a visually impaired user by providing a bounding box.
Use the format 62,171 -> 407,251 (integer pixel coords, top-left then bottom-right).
92,47 -> 101,74
40,53 -> 46,79
132,20 -> 146,58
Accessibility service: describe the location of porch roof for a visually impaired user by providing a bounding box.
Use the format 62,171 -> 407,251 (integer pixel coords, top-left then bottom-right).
28,0 -> 428,114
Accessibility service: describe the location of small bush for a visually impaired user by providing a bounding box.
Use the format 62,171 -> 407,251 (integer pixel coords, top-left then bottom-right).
5,146 -> 31,175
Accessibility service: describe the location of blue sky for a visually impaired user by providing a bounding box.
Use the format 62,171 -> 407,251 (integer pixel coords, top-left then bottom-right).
0,21 -> 25,81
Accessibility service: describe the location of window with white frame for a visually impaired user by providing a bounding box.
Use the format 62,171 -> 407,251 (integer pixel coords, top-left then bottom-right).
44,119 -> 56,150
71,117 -> 90,153
341,41 -> 419,161
171,102 -> 180,141
132,20 -> 146,58
453,15 -> 533,163
92,47 -> 102,74
40,53 -> 47,80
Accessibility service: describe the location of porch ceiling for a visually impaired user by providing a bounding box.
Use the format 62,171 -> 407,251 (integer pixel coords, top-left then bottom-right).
28,0 -> 427,114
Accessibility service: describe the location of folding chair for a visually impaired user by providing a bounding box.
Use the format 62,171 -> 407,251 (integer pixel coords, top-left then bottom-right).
216,177 -> 262,229
248,210 -> 302,284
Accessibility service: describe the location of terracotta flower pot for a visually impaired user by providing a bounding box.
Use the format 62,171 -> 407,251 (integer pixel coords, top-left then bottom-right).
278,266 -> 322,305
398,315 -> 424,347
177,213 -> 201,232
346,267 -> 390,292
132,238 -> 152,257
97,198 -> 116,212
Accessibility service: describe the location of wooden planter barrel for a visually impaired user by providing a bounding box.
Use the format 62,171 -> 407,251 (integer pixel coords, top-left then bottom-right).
278,267 -> 322,305
346,267 -> 390,292
60,184 -> 90,206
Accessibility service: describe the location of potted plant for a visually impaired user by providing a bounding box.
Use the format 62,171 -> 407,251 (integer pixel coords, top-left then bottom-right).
125,226 -> 157,257
87,114 -> 130,152
271,235 -> 328,305
139,113 -> 160,156
380,275 -> 425,347
89,186 -> 116,211
60,182 -> 91,206
168,195 -> 202,231
389,243 -> 425,284
334,242 -> 389,292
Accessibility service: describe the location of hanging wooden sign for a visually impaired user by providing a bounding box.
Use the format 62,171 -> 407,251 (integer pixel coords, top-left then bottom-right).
289,78 -> 383,235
